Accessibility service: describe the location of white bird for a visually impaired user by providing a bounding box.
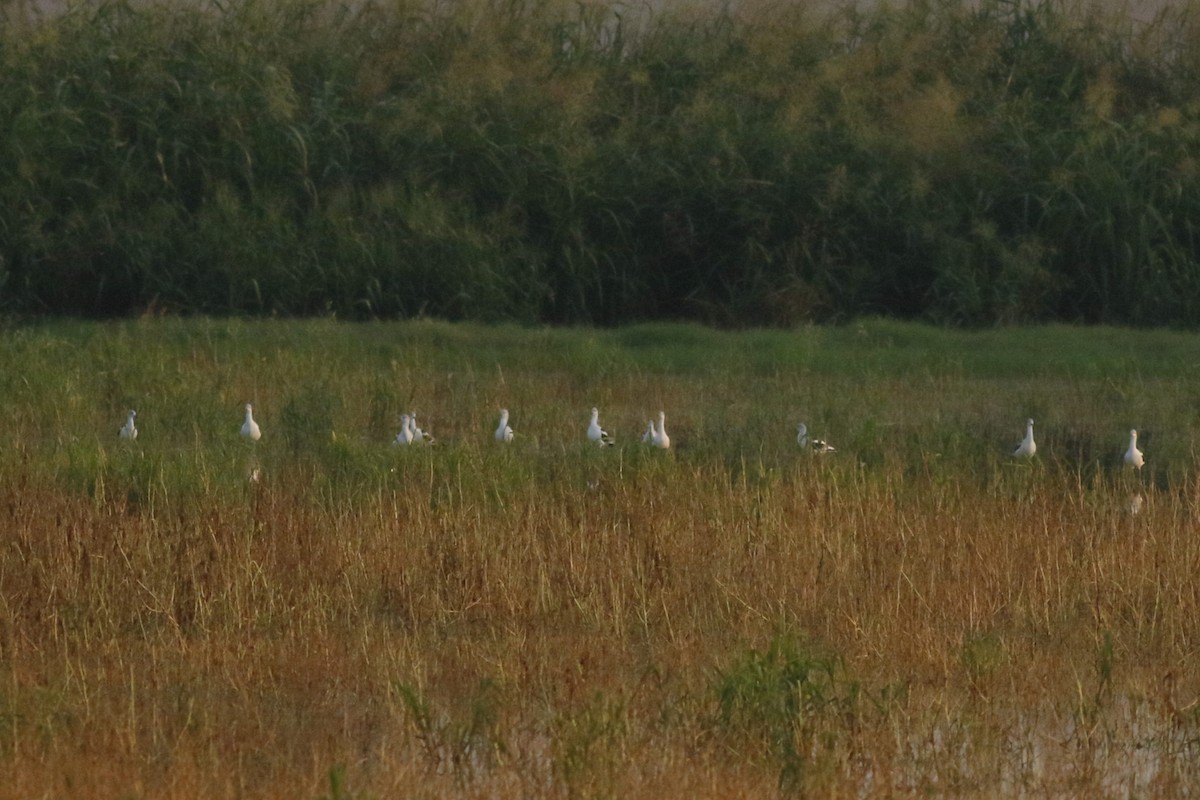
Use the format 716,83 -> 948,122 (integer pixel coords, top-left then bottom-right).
241,403 -> 261,442
1012,418 -> 1036,458
797,422 -> 834,454
587,407 -> 614,446
641,419 -> 655,443
119,409 -> 138,440
495,409 -> 514,443
393,414 -> 414,446
410,412 -> 435,444
1124,429 -> 1144,469
651,411 -> 670,450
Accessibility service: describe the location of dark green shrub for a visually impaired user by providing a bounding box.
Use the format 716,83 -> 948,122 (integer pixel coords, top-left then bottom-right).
3,0 -> 1200,325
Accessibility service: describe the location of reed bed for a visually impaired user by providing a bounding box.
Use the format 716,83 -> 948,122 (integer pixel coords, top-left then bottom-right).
0,317 -> 1197,796
5,0 -> 1200,324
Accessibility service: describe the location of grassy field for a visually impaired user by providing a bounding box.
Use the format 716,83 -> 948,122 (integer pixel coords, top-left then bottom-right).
1,317 -> 1199,797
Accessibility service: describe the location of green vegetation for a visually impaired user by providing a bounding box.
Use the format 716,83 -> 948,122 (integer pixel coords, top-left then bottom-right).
4,0 -> 1200,325
1,318 -> 1199,796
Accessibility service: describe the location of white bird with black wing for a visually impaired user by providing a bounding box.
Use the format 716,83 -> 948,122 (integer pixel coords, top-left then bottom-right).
587,407 -> 614,447
797,422 -> 834,454
1124,429 -> 1144,469
495,409 -> 514,443
410,412 -> 435,445
119,409 -> 138,440
651,411 -> 670,450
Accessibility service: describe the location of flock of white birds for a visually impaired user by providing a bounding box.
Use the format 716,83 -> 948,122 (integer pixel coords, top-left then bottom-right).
116,405 -> 1148,471
116,402 -> 679,450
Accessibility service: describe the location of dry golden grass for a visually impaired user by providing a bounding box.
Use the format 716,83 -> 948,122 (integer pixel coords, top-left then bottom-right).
0,318 -> 1198,797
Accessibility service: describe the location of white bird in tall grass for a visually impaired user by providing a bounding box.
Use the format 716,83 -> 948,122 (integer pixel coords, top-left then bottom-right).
410,412 -> 435,444
641,419 -> 655,443
1012,418 -> 1036,458
587,407 -> 614,446
393,414 -> 414,446
119,409 -> 138,440
495,409 -> 514,443
241,403 -> 261,442
1124,429 -> 1144,469
651,411 -> 670,450
797,422 -> 834,454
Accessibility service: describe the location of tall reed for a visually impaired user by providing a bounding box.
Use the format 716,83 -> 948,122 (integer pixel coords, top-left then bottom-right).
3,0 -> 1200,325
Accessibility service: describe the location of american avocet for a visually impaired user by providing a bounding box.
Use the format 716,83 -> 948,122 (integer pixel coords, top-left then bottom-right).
651,411 -> 670,450
797,422 -> 834,454
241,403 -> 262,442
393,414 -> 414,446
495,409 -> 514,443
1124,429 -> 1144,469
1012,418 -> 1035,458
588,407 -> 614,446
410,413 -> 435,444
119,409 -> 138,440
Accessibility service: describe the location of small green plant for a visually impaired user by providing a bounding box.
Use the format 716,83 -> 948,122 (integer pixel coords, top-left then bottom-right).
394,678 -> 506,785
961,632 -> 1006,690
319,764 -> 371,800
714,636 -> 862,792
554,692 -> 628,790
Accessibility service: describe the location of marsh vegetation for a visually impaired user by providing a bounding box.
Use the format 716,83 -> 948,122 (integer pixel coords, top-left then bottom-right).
1,318 -> 1198,796
4,0 -> 1200,324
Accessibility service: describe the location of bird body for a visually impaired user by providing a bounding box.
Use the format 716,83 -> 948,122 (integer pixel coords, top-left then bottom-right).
1012,418 -> 1036,458
119,409 -> 138,440
1125,429 -> 1144,469
410,412 -> 435,444
495,409 -> 514,443
393,414 -> 414,446
241,404 -> 261,442
587,407 -> 614,446
651,411 -> 670,450
641,420 -> 655,443
797,422 -> 834,454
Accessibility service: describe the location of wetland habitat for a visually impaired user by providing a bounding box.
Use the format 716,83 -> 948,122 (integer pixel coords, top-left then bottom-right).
0,318 -> 1198,797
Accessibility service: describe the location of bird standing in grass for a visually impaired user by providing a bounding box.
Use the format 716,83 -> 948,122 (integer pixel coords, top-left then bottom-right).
1125,429 -> 1144,469
641,419 -> 655,443
241,403 -> 261,442
651,411 -> 670,450
394,414 -> 413,446
410,412 -> 435,444
588,407 -> 614,446
119,409 -> 138,440
495,409 -> 514,443
1012,418 -> 1036,458
797,422 -> 834,454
